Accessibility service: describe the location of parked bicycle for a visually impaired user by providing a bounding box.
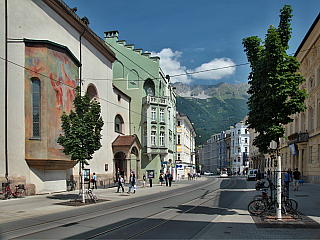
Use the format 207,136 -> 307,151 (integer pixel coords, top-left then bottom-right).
87,188 -> 97,203
248,178 -> 298,215
0,182 -> 26,199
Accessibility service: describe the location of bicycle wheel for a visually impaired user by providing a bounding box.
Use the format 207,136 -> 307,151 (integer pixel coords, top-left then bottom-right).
283,198 -> 298,213
16,189 -> 26,198
92,193 -> 97,202
248,200 -> 266,215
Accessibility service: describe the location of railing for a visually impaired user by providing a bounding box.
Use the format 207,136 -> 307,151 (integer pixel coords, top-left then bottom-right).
142,95 -> 168,105
287,132 -> 309,145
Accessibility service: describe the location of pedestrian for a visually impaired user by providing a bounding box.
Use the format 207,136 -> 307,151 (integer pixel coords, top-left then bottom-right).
165,172 -> 168,186
159,173 -> 164,186
148,171 -> 153,187
193,172 -> 196,180
116,168 -> 120,182
92,172 -> 97,189
127,172 -> 136,193
117,175 -> 124,193
256,170 -> 262,181
142,173 -> 146,188
284,171 -> 291,195
168,172 -> 173,187
293,168 -> 301,191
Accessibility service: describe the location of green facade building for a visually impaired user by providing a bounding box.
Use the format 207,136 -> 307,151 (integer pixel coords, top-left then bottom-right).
105,31 -> 177,182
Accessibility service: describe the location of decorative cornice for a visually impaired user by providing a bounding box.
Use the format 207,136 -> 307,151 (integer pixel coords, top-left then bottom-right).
43,0 -> 116,63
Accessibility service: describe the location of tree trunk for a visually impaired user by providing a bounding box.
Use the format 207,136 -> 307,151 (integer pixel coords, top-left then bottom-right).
276,155 -> 282,220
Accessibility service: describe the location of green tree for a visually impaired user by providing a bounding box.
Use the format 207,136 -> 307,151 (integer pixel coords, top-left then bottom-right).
242,5 -> 307,156
58,87 -> 104,202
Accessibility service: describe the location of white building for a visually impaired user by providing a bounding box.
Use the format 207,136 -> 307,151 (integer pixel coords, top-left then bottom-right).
0,0 -> 132,194
230,120 -> 249,174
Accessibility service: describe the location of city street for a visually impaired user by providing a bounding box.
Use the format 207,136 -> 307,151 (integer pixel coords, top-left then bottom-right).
0,176 -> 320,239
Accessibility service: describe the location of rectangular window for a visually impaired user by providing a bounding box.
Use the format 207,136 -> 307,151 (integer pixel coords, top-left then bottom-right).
151,131 -> 156,146
310,146 -> 313,164
151,108 -> 156,121
160,132 -> 165,146
318,145 -> 320,163
160,108 -> 165,122
178,153 -> 181,160
245,138 -> 248,143
178,121 -> 181,126
177,134 -> 181,145
33,80 -> 40,137
245,147 -> 248,152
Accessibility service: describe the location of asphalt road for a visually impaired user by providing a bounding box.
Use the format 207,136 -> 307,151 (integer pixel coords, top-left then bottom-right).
0,177 -> 248,239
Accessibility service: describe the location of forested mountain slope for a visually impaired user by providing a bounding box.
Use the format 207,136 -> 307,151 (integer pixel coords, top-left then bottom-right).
172,82 -> 249,145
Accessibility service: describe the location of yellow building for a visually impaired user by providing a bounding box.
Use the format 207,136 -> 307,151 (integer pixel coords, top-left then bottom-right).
176,112 -> 196,179
280,13 -> 320,183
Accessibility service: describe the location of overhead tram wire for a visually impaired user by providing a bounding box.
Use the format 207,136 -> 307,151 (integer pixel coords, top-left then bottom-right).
0,57 -> 179,130
0,56 -> 245,130
4,43 -> 315,129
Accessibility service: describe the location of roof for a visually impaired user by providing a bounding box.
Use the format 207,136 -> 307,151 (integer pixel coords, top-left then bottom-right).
112,134 -> 141,149
294,13 -> 320,57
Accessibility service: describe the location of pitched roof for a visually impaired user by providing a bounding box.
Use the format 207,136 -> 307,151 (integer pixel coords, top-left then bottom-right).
112,134 -> 141,148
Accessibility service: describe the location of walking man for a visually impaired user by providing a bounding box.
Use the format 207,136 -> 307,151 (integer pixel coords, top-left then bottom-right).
117,175 -> 124,193
168,172 -> 173,187
92,172 -> 97,189
293,168 -> 301,191
127,172 -> 136,193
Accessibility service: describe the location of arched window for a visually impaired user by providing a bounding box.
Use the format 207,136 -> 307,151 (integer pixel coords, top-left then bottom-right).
143,79 -> 155,97
115,114 -> 124,134
87,84 -> 98,101
32,79 -> 40,138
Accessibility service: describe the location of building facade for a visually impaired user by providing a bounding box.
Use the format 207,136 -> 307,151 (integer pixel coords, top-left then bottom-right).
0,0 -> 137,194
104,31 -> 177,183
280,13 -> 320,184
176,112 -> 196,179
230,120 -> 249,174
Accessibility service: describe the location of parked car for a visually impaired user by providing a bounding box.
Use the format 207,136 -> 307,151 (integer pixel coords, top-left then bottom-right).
204,171 -> 211,176
220,171 -> 228,178
247,169 -> 258,181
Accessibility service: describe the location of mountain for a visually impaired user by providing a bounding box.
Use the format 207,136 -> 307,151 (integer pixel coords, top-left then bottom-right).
172,82 -> 250,145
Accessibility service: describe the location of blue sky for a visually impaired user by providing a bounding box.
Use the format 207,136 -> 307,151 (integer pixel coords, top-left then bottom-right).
64,0 -> 320,85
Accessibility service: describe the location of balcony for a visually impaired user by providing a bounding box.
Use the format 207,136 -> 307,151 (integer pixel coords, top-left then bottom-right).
142,146 -> 168,155
287,132 -> 309,145
142,95 -> 167,106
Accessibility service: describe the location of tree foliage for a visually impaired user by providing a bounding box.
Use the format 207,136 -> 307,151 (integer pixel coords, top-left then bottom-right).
57,87 -> 104,165
242,5 -> 307,154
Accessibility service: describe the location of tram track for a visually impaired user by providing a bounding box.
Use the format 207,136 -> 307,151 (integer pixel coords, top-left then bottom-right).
4,177 -> 238,239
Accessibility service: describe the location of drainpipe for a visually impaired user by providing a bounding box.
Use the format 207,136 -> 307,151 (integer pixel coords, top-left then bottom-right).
4,0 -> 8,180
79,27 -> 86,92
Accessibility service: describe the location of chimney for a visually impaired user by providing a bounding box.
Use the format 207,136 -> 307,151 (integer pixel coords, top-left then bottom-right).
104,31 -> 119,41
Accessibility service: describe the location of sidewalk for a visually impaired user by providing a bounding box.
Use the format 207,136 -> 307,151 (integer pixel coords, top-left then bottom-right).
0,177 -> 207,224
1,176 -> 320,236
196,178 -> 320,239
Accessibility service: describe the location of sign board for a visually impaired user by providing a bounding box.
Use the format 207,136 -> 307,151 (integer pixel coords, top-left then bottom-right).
289,144 -> 297,155
161,161 -> 168,165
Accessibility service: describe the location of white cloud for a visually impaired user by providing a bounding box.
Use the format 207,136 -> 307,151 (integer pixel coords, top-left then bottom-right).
149,48 -> 192,84
149,48 -> 236,83
192,58 -> 236,80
